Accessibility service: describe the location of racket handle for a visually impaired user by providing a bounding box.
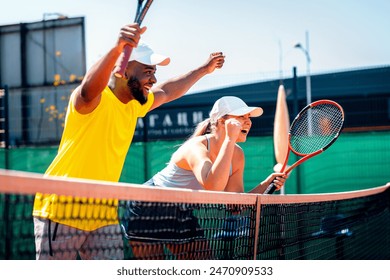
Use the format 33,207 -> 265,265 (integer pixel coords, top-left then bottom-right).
264,182 -> 277,194
114,45 -> 133,78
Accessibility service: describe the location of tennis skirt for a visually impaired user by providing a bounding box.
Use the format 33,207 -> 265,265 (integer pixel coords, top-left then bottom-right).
119,179 -> 205,243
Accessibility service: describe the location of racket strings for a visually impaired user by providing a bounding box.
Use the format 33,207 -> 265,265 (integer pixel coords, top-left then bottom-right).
290,103 -> 344,154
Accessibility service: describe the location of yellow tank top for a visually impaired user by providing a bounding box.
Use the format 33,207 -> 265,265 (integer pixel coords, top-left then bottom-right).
33,86 -> 154,231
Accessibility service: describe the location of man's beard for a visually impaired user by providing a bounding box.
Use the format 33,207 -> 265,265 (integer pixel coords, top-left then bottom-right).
127,76 -> 147,105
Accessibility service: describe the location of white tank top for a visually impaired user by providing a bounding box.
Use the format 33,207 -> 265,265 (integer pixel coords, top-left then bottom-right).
149,135 -> 233,190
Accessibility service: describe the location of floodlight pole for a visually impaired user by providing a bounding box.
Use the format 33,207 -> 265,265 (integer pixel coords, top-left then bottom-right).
294,31 -> 311,105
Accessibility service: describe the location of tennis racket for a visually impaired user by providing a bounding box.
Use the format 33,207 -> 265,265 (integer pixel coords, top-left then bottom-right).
264,99 -> 345,194
114,0 -> 154,78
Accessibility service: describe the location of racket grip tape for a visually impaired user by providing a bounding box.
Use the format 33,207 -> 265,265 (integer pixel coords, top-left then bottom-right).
264,182 -> 277,194
114,45 -> 133,78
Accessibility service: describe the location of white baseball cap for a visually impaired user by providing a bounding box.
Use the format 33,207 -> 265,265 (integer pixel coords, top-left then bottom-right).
129,41 -> 170,66
209,96 -> 263,122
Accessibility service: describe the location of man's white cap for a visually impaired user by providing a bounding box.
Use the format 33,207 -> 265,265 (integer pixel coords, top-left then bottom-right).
209,96 -> 263,122
129,41 -> 170,66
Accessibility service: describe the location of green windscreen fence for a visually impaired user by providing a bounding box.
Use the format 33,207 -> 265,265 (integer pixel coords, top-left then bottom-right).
0,130 -> 389,260
136,130 -> 390,194
1,130 -> 389,194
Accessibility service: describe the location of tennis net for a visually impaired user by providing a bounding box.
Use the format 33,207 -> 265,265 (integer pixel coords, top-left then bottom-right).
0,169 -> 389,260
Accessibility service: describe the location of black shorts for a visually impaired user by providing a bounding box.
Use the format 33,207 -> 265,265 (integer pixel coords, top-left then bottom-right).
119,179 -> 205,242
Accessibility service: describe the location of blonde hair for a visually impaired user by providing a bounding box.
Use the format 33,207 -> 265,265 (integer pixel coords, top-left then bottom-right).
190,118 -> 219,138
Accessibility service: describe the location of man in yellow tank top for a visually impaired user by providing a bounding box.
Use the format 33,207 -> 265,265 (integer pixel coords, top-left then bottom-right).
32,22 -> 225,260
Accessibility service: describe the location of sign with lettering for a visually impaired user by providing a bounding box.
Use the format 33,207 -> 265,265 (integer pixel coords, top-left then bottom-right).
133,105 -> 273,142
134,107 -> 210,141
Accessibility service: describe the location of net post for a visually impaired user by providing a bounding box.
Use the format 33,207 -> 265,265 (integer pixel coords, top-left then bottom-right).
253,195 -> 262,260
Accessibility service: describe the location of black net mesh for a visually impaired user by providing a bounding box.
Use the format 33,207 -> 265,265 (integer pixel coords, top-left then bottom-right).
257,188 -> 390,259
0,174 -> 389,260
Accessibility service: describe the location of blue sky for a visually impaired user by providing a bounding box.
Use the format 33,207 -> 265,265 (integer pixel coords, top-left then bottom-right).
2,0 -> 390,93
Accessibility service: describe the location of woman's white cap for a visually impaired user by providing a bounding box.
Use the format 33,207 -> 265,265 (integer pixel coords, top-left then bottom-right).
209,96 -> 263,122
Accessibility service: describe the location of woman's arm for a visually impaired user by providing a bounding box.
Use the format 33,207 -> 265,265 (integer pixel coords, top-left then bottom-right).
249,172 -> 288,194
184,138 -> 235,191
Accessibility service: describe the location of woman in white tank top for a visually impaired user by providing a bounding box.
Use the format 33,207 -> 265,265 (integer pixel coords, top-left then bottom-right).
122,96 -> 288,259
150,96 -> 287,192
